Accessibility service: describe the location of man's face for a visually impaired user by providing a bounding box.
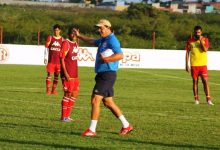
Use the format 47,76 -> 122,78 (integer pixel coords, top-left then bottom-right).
69,31 -> 77,41
194,29 -> 202,39
53,28 -> 61,37
96,25 -> 110,38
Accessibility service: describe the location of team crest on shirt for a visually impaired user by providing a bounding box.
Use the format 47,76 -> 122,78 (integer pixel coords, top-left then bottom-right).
52,41 -> 61,47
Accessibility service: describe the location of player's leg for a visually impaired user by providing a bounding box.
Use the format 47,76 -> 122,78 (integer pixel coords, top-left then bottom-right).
51,64 -> 60,94
46,72 -> 52,95
201,68 -> 214,105
191,67 -> 199,103
81,94 -> 103,136
103,97 -> 133,135
192,78 -> 199,101
66,78 -> 79,120
51,72 -> 59,94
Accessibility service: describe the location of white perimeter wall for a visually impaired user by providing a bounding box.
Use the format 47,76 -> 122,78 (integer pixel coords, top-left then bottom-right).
1,44 -> 220,70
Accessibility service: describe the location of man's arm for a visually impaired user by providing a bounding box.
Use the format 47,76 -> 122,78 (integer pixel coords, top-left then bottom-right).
44,48 -> 49,64
60,58 -> 70,81
185,51 -> 190,72
199,37 -> 208,52
102,53 -> 123,63
73,29 -> 95,45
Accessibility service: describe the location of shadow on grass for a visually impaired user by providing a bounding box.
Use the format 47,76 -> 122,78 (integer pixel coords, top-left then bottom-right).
0,138 -> 99,150
110,137 -> 220,150
0,122 -> 82,136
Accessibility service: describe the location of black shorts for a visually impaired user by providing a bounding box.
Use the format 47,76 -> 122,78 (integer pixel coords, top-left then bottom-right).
93,71 -> 116,97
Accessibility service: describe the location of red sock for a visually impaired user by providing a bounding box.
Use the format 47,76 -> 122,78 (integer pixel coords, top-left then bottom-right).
67,97 -> 76,117
46,77 -> 51,92
194,95 -> 199,101
206,96 -> 211,101
61,97 -> 69,120
52,77 -> 59,93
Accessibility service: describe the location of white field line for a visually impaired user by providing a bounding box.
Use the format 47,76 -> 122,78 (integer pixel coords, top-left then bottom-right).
127,69 -> 220,86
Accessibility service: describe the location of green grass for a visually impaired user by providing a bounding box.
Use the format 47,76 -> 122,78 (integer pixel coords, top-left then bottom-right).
0,64 -> 220,150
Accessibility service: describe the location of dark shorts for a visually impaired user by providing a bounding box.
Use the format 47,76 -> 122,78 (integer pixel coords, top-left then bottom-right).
93,71 -> 116,97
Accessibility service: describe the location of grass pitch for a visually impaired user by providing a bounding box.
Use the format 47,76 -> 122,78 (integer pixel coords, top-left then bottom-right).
0,65 -> 220,150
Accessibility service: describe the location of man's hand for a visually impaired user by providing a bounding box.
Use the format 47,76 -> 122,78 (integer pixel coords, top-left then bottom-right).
185,65 -> 190,73
44,59 -> 48,65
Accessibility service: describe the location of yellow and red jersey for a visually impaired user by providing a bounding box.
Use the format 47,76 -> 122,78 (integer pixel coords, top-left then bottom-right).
186,36 -> 209,66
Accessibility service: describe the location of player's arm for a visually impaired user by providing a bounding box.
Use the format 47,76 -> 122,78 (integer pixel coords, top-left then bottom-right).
44,36 -> 51,64
73,29 -> 95,45
185,42 -> 190,73
60,42 -> 70,81
199,37 -> 209,52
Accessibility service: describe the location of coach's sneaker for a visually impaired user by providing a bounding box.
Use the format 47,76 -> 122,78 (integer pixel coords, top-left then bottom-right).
195,100 -> 199,105
120,124 -> 133,135
81,128 -> 96,136
207,100 -> 214,105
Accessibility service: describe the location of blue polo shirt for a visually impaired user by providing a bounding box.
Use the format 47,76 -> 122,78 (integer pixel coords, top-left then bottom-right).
94,33 -> 122,73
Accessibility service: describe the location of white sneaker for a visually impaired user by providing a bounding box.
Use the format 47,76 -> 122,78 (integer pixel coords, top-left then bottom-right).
207,100 -> 214,105
195,100 -> 199,105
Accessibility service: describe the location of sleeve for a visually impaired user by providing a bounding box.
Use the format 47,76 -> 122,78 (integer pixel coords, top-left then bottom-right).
204,37 -> 209,49
60,41 -> 69,59
45,35 -> 51,48
185,39 -> 191,52
109,39 -> 122,54
44,48 -> 49,60
94,38 -> 101,47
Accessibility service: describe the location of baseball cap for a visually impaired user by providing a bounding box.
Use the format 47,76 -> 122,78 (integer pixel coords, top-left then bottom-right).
95,19 -> 111,28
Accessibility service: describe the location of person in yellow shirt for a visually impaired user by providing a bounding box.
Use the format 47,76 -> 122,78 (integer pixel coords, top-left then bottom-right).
185,25 -> 214,105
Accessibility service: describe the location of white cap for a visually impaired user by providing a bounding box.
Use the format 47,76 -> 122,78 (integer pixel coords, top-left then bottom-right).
95,19 -> 111,28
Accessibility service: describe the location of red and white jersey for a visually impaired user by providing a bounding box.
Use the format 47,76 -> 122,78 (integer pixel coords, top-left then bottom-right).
60,39 -> 78,78
45,35 -> 65,64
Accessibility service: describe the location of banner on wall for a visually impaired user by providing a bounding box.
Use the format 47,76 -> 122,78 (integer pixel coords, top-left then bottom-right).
0,44 -> 220,70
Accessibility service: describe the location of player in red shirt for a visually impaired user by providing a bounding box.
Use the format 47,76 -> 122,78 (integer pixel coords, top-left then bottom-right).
60,26 -> 79,122
44,24 -> 65,95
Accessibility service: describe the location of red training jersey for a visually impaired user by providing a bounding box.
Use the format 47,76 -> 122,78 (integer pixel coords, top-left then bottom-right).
60,39 -> 78,78
45,35 -> 65,64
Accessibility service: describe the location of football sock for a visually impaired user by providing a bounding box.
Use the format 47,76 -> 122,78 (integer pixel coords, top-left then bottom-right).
67,97 -> 76,117
52,77 -> 59,92
46,77 -> 51,92
89,120 -> 98,132
119,115 -> 129,128
61,97 -> 69,120
206,96 -> 211,101
194,95 -> 199,101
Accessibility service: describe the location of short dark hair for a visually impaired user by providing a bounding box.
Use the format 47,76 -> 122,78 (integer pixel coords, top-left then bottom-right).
53,24 -> 61,30
68,26 -> 75,35
194,25 -> 202,31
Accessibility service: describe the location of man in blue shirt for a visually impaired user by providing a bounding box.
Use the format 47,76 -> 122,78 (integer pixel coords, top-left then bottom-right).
74,19 -> 133,136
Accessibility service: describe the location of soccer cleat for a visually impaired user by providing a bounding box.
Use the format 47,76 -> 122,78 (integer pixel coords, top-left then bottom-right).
81,128 -> 97,136
51,90 -> 57,95
46,91 -> 51,95
62,117 -> 73,122
67,117 -> 73,122
207,100 -> 214,105
120,124 -> 133,135
195,100 -> 199,105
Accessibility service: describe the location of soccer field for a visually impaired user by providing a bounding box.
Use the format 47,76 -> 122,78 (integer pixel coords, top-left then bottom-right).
0,65 -> 220,150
